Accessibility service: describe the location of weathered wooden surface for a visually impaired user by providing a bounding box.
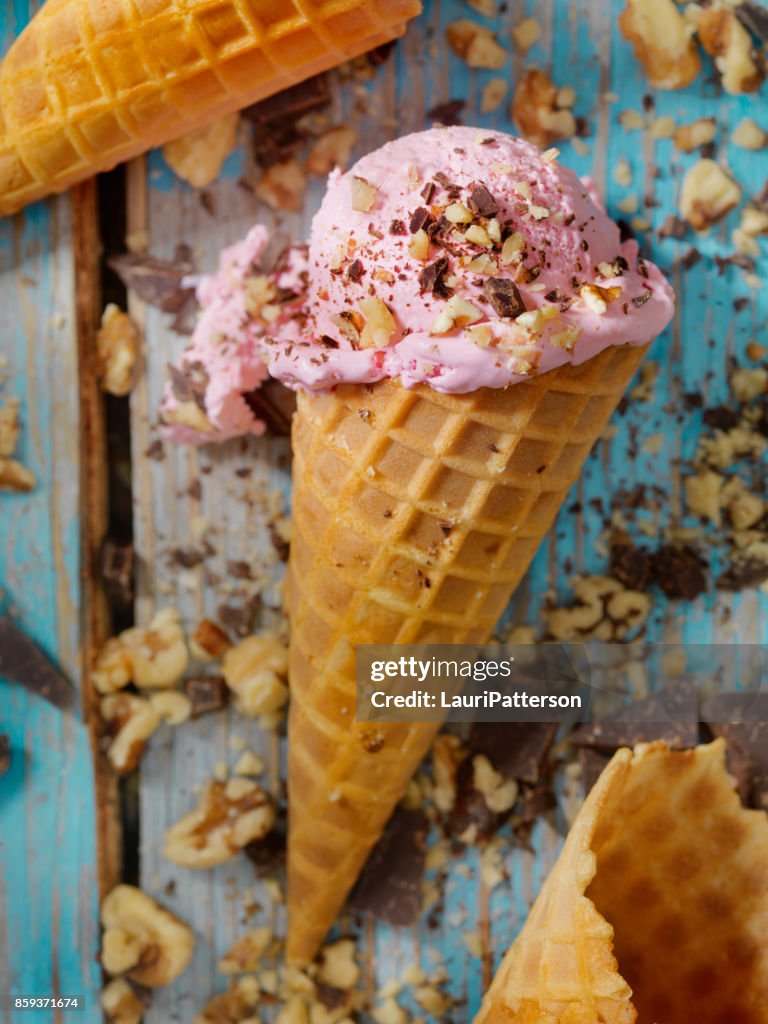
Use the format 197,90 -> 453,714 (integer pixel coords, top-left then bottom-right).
125,2 -> 768,1022
2,0 -> 768,1019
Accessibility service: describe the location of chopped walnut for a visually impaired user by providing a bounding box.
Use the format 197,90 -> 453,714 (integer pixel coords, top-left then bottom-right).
673,117 -> 717,153
97,305 -> 140,397
120,608 -> 188,689
0,457 -> 35,491
101,979 -> 144,1024
317,939 -> 360,990
727,485 -> 764,531
446,20 -> 507,69
472,754 -> 518,813
430,296 -> 483,335
218,927 -> 272,974
222,634 -> 289,718
512,69 -> 576,148
698,6 -> 765,95
350,176 -> 378,213
163,113 -> 240,188
741,207 -> 768,237
732,118 -> 766,150
101,885 -> 194,988
512,16 -> 541,52
162,400 -> 216,435
481,78 -> 507,114
92,637 -> 133,694
101,693 -> 161,774
546,576 -> 650,641
408,229 -> 430,261
679,159 -> 741,231
234,750 -> 265,776
255,159 -> 307,212
685,468 -> 723,525
431,733 -> 466,813
163,778 -> 275,867
358,298 -> 397,348
306,127 -> 357,176
618,0 -> 700,89
193,982 -> 260,1024
0,397 -> 20,457
189,618 -> 232,661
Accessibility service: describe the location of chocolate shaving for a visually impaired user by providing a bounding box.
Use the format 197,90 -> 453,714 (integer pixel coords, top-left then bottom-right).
348,809 -> 428,925
0,618 -> 75,711
420,181 -> 437,204
108,250 -> 196,315
183,676 -> 229,718
409,207 -> 432,234
217,595 -> 263,637
418,256 -> 452,298
570,680 -> 700,752
483,279 -> 526,318
467,183 -> 498,218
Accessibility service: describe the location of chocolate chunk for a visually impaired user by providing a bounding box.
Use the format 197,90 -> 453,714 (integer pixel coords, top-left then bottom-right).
609,541 -> 652,592
243,74 -> 330,125
418,256 -> 452,298
245,827 -> 286,876
100,538 -> 135,606
433,172 -> 461,198
570,679 -> 700,752
468,722 -> 557,784
0,618 -> 74,711
348,809 -> 428,925
577,747 -> 611,795
108,251 -> 196,315
217,595 -> 263,637
426,99 -> 465,126
241,380 -> 295,436
0,734 -> 9,776
702,692 -> 768,809
702,405 -> 740,431
467,183 -> 498,218
717,558 -> 768,592
483,279 -> 526,318
183,676 -> 229,718
409,207 -> 432,234
650,545 -> 708,600
420,181 -> 437,204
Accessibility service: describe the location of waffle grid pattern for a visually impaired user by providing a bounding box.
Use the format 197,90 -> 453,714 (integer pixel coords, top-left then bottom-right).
0,0 -> 419,214
476,741 -> 768,1024
286,343 -> 647,963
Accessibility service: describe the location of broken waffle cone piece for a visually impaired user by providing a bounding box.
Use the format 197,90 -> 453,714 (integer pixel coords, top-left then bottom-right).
475,739 -> 768,1024
0,0 -> 421,216
286,342 -> 648,965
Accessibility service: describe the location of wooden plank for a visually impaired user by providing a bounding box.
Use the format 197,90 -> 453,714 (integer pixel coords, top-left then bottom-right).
123,0 -> 768,1020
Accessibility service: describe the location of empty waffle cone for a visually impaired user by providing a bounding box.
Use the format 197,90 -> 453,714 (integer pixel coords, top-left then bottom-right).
475,739 -> 768,1024
0,0 -> 421,215
286,341 -> 648,964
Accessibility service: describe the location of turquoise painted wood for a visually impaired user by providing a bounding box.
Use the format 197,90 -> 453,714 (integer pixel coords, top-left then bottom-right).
0,4 -> 101,1023
2,0 -> 768,1020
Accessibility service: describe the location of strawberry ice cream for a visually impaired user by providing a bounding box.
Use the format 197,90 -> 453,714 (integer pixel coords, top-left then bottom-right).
160,126 -> 673,442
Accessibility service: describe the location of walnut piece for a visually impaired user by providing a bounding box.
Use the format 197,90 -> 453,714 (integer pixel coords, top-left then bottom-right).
732,118 -> 767,151
101,979 -> 144,1024
512,69 -> 576,148
218,927 -> 272,974
350,176 -> 378,213
222,634 -> 289,718
318,938 -> 361,989
120,608 -> 189,689
163,113 -> 240,188
546,576 -> 650,641
162,400 -> 216,435
480,78 -> 508,114
189,618 -> 231,661
0,397 -> 20,457
358,298 -> 397,349
512,16 -> 541,52
431,733 -> 466,813
446,20 -> 507,69
164,778 -> 275,867
698,6 -> 765,95
306,127 -> 357,176
97,305 -> 140,397
101,694 -> 161,775
679,159 -> 741,231
472,754 -> 518,813
193,979 -> 260,1024
101,885 -> 194,988
0,457 -> 35,492
92,637 -> 133,694
255,159 -> 307,212
618,0 -> 700,89
673,117 -> 717,153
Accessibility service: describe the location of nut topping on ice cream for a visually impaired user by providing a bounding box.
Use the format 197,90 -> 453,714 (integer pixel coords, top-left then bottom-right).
160,127 -> 674,443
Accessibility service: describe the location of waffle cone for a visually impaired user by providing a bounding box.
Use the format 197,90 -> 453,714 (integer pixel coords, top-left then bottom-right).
0,0 -> 420,215
475,739 -> 768,1024
285,342 -> 648,964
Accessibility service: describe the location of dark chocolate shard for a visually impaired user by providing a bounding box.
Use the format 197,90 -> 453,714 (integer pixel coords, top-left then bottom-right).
183,676 -> 229,718
348,808 -> 428,926
108,251 -> 196,315
577,746 -> 612,795
702,692 -> 768,809
0,617 -> 74,711
483,278 -> 526,318
609,541 -> 652,592
242,74 -> 331,126
409,206 -> 432,234
217,595 -> 263,638
570,679 -> 700,752
418,256 -> 452,299
468,722 -> 557,784
467,183 -> 498,218
100,538 -> 135,606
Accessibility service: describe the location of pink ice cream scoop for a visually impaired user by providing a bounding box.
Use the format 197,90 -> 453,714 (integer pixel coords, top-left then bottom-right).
264,125 -> 673,392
